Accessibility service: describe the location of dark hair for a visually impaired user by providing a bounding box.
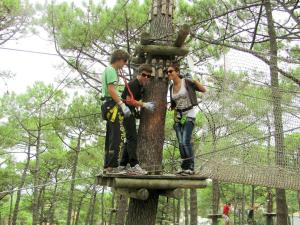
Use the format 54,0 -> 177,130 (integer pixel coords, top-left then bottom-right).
110,50 -> 130,64
169,63 -> 180,72
138,64 -> 152,74
168,63 -> 182,78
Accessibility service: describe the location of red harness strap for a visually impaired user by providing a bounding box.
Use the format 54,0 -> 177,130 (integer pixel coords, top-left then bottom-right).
118,69 -> 140,107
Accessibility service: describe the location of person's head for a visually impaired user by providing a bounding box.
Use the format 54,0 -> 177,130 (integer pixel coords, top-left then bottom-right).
227,203 -> 231,206
167,63 -> 181,81
137,64 -> 152,86
110,49 -> 130,69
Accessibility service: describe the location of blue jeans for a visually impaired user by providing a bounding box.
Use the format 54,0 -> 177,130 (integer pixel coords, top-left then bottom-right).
174,118 -> 195,170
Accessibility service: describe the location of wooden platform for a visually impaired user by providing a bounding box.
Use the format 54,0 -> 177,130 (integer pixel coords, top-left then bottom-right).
207,214 -> 223,219
263,212 -> 277,217
97,174 -> 207,189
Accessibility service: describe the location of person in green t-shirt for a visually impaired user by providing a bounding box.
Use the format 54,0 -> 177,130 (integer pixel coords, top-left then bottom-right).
101,49 -> 131,175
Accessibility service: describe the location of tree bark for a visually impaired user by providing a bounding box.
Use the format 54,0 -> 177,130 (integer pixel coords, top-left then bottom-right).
116,195 -> 128,225
67,135 -> 81,225
212,180 -> 220,225
48,168 -> 60,225
12,142 -> 31,225
176,199 -> 180,225
190,189 -> 198,225
266,189 -> 274,225
32,116 -> 42,225
8,193 -> 13,225
184,190 -> 189,225
264,0 -> 289,224
75,189 -> 89,225
126,1 -> 175,224
298,192 -> 300,211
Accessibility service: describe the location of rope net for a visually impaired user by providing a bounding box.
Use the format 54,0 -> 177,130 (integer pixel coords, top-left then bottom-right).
171,50 -> 300,191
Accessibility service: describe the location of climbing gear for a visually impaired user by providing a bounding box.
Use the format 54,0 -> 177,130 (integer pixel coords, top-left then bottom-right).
101,100 -> 118,122
118,69 -> 136,106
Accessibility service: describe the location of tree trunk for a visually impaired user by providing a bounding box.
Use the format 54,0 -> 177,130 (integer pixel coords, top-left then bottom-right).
75,189 -> 89,225
116,195 -> 128,225
298,191 -> 300,211
184,190 -> 189,225
212,180 -> 220,225
126,1 -> 174,224
176,199 -> 180,225
8,193 -> 13,225
49,168 -> 60,225
12,143 -> 31,225
67,136 -> 81,225
108,192 -> 115,225
190,189 -> 197,225
85,185 -> 97,225
266,189 -> 274,225
101,187 -> 105,225
264,0 -> 288,224
32,119 -> 42,225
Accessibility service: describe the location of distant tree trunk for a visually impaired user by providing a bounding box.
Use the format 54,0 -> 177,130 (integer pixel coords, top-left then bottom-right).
101,187 -> 105,225
85,185 -> 97,225
32,118 -> 42,225
242,185 -> 245,225
264,0 -> 288,224
266,190 -> 274,225
108,192 -> 115,225
212,180 -> 220,225
12,142 -> 31,225
67,135 -> 81,225
190,189 -> 198,225
49,168 -> 60,225
184,190 -> 189,225
176,199 -> 180,225
89,188 -> 97,225
116,195 -> 128,225
298,192 -> 300,211
75,189 -> 89,225
8,193 -> 13,225
38,182 -> 47,225
126,1 -> 174,224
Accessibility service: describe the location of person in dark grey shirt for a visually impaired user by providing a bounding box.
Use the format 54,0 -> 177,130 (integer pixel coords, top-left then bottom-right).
119,64 -> 155,175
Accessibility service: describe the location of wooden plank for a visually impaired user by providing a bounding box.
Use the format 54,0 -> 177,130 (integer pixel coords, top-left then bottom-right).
98,173 -> 207,181
207,214 -> 223,219
174,24 -> 190,47
113,178 -> 207,189
162,0 -> 167,14
135,45 -> 189,57
169,0 -> 174,17
153,0 -> 158,15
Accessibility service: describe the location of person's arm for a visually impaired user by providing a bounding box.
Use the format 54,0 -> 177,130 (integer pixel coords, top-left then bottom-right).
108,84 -> 123,105
193,79 -> 206,93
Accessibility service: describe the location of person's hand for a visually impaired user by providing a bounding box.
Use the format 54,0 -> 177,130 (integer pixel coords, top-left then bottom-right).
119,102 -> 131,117
143,102 -> 156,112
125,96 -> 140,108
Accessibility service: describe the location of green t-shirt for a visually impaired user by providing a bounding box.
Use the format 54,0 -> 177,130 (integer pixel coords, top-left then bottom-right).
102,66 -> 118,97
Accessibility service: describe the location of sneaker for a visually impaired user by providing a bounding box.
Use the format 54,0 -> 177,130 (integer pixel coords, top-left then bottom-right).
176,169 -> 184,175
127,164 -> 148,175
181,169 -> 195,176
104,166 -> 127,175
